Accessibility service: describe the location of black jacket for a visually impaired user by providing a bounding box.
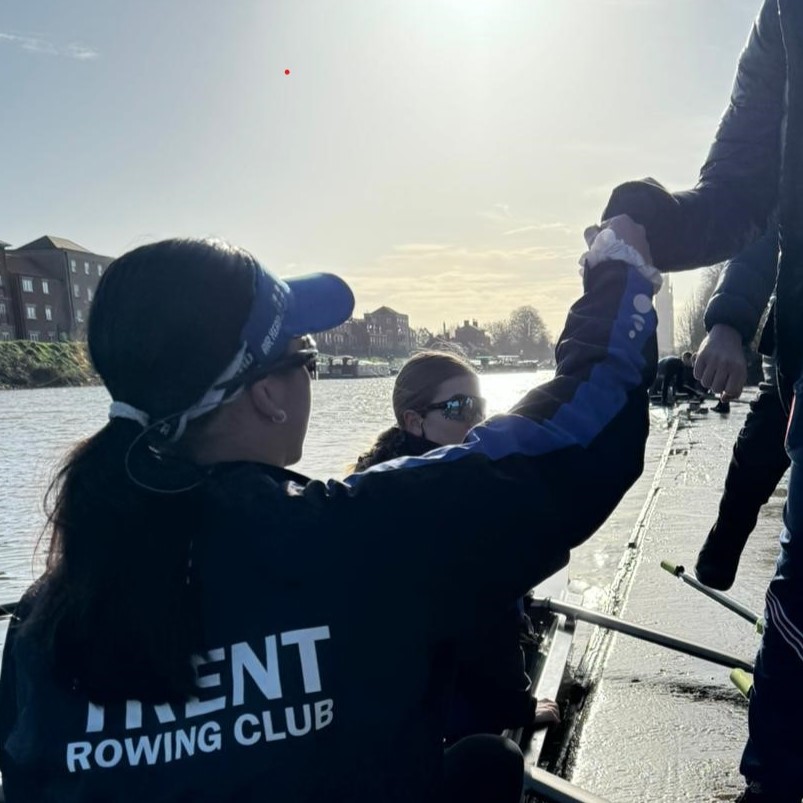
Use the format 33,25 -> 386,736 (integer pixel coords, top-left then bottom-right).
356,429 -> 536,743
704,231 -> 777,345
603,0 -> 803,404
0,262 -> 657,803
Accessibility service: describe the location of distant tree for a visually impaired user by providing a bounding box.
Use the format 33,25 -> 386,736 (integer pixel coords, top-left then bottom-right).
485,320 -> 513,354
676,265 -> 723,353
507,306 -> 552,359
414,327 -> 434,349
484,306 -> 553,359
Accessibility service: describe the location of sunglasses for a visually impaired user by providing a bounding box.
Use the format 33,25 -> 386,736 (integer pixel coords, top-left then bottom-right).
215,348 -> 318,393
423,393 -> 486,424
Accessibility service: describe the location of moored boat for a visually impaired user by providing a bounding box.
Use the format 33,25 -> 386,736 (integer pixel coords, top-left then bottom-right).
318,355 -> 392,379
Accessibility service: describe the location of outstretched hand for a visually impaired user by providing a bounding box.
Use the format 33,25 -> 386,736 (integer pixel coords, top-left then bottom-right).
695,324 -> 747,398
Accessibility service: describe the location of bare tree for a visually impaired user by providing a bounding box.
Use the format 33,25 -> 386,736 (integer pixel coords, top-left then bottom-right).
676,265 -> 724,353
484,306 -> 553,358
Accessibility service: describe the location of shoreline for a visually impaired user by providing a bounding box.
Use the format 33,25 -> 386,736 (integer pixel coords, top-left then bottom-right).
0,341 -> 99,390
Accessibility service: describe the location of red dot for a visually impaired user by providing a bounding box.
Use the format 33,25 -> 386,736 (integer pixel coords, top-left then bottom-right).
284,69 -> 290,75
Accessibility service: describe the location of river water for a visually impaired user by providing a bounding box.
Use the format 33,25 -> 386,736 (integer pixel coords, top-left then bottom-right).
0,372 -> 667,656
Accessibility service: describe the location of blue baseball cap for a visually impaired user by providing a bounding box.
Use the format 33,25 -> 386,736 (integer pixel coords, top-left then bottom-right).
238,261 -> 355,374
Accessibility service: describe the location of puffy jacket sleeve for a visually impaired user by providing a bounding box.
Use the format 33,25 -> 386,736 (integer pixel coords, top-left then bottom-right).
704,230 -> 778,342
602,0 -> 786,271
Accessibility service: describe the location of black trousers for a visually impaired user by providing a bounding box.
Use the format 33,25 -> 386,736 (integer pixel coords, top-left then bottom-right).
696,377 -> 791,590
442,735 -> 523,803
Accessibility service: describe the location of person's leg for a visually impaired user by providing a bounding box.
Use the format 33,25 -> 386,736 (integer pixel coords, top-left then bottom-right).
661,372 -> 672,405
739,546 -> 803,801
739,378 -> 803,801
442,734 -> 523,803
695,380 -> 791,590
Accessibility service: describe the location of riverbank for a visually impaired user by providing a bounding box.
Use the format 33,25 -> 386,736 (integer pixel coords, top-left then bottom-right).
559,395 -> 779,801
0,341 -> 99,389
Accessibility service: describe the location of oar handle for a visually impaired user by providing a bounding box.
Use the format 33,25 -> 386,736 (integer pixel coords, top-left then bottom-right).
661,557 -> 763,628
730,668 -> 753,699
660,560 -> 683,577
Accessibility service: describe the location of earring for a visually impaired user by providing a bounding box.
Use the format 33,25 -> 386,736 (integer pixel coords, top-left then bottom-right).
271,411 -> 287,424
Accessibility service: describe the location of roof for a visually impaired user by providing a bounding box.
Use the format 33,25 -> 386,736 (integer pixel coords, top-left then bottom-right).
14,235 -> 92,253
367,306 -> 404,317
5,256 -> 62,280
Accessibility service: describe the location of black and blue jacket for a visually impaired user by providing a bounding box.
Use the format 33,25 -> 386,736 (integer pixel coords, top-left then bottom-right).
0,260 -> 657,803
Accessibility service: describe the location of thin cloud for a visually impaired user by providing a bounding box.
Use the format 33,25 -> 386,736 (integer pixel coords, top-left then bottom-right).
477,203 -> 512,222
503,223 -> 574,236
392,243 -> 451,254
0,32 -> 99,60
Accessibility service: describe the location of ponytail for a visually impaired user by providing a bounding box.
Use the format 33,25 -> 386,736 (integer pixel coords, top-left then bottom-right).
25,418 -> 203,703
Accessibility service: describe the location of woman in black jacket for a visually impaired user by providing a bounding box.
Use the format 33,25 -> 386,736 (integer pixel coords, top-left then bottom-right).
0,222 -> 657,803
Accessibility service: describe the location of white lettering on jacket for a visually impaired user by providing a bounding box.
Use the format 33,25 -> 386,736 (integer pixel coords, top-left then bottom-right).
66,626 -> 333,773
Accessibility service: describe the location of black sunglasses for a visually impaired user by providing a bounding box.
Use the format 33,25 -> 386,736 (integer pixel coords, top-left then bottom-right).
423,393 -> 486,423
215,348 -> 318,393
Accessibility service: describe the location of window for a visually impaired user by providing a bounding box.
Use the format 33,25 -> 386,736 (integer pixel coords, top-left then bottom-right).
25,304 -> 37,320
42,280 -> 49,295
47,331 -> 57,342
1,332 -> 10,341
87,287 -> 94,302
73,284 -> 80,298
84,262 -> 90,274
70,259 -> 76,272
0,303 -> 5,316
22,278 -> 34,293
45,306 -> 53,321
97,264 -> 103,276
75,310 -> 84,323
29,331 -> 40,342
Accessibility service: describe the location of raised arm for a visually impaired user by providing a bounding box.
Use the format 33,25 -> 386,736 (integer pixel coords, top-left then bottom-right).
602,0 -> 785,271
333,220 -> 659,624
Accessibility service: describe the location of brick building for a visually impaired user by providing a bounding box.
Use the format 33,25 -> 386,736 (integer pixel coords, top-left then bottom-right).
0,236 -> 113,341
452,319 -> 491,355
0,243 -> 14,341
316,307 -> 412,357
363,306 -> 413,357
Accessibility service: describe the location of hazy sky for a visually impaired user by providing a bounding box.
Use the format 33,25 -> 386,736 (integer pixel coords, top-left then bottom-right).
1,0 -> 763,338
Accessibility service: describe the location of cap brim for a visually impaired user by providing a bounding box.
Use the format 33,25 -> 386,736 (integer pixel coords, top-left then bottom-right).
283,273 -> 355,336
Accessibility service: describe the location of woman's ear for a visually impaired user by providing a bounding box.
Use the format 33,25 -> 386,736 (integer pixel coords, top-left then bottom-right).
248,377 -> 287,423
401,409 -> 424,436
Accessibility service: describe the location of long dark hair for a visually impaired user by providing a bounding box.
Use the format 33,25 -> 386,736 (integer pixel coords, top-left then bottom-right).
24,239 -> 255,703
354,350 -> 475,471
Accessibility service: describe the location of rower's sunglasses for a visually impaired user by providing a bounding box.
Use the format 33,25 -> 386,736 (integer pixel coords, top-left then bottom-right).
423,393 -> 486,423
215,348 -> 318,393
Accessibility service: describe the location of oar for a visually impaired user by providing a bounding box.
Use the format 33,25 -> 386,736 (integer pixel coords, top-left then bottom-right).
660,560 -> 764,634
524,768 -> 610,803
0,601 -> 18,618
533,597 -> 754,672
730,668 -> 753,699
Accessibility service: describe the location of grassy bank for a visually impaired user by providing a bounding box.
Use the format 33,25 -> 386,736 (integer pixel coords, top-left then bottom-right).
0,341 -> 99,389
